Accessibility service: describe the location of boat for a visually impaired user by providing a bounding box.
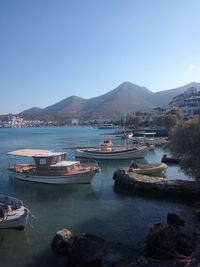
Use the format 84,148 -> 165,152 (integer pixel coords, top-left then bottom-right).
97,124 -> 117,129
0,194 -> 28,230
128,162 -> 168,175
7,149 -> 100,184
115,130 -> 133,139
74,140 -> 147,160
121,132 -> 133,139
130,132 -> 167,146
161,154 -> 180,164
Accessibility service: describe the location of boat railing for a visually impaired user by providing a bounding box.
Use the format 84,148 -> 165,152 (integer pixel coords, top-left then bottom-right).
79,159 -> 99,168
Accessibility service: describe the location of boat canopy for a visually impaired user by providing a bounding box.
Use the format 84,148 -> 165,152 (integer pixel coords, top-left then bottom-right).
51,161 -> 79,167
7,149 -> 53,157
33,152 -> 66,158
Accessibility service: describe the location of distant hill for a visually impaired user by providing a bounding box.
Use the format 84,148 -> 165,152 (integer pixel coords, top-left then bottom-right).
20,107 -> 42,115
19,81 -> 200,121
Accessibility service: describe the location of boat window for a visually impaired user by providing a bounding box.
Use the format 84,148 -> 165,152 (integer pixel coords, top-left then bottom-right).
39,159 -> 46,165
51,157 -> 57,164
57,155 -> 62,162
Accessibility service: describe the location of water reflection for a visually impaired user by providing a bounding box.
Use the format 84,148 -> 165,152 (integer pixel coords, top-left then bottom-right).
8,178 -> 98,203
179,159 -> 200,181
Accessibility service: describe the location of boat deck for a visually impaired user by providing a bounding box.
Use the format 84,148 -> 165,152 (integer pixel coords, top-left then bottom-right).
83,145 -> 142,153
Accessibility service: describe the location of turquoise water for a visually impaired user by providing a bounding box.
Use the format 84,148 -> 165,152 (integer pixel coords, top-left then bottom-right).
0,127 -> 195,267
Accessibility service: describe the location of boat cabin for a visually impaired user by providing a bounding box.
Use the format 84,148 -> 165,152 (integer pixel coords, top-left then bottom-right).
33,152 -> 66,166
100,140 -> 113,152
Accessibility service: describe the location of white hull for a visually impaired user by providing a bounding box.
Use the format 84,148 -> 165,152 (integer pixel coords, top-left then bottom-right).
0,207 -> 28,230
75,147 -> 147,160
0,194 -> 28,230
8,170 -> 97,184
130,163 -> 167,175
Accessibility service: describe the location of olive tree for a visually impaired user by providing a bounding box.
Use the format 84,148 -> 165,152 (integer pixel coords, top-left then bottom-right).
155,108 -> 183,129
169,115 -> 200,177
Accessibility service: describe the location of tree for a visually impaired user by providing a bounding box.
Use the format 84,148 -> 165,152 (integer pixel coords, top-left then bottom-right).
169,114 -> 200,177
155,108 -> 183,129
166,107 -> 183,120
126,115 -> 142,128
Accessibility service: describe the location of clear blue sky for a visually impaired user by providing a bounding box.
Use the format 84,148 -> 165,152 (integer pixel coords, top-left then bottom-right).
1,0 -> 200,114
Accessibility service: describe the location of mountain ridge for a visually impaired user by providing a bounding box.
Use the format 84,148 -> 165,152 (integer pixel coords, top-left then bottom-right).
19,81 -> 200,121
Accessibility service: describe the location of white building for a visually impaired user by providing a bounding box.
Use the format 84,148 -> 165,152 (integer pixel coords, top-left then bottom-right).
169,87 -> 200,119
180,95 -> 200,119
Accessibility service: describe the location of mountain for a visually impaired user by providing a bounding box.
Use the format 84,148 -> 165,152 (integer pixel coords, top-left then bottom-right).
42,96 -> 86,118
20,107 -> 42,115
20,82 -> 155,120
82,82 -> 155,119
20,81 -> 200,121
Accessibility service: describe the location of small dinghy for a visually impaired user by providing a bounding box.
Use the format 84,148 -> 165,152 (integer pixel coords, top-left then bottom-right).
0,194 -> 28,230
128,162 -> 167,175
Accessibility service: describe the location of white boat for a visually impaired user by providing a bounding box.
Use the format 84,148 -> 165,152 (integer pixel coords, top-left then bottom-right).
0,194 -> 28,230
128,163 -> 168,175
97,124 -> 116,129
130,132 -> 167,146
74,140 -> 147,160
7,149 -> 100,184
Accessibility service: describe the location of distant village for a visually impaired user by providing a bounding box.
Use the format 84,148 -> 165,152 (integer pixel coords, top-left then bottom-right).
0,115 -> 54,128
1,87 -> 200,128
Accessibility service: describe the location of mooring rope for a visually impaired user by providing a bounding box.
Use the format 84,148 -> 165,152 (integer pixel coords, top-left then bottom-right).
27,208 -> 38,224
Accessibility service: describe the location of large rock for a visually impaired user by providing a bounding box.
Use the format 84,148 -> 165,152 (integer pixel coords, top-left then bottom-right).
144,224 -> 194,261
167,213 -> 185,227
51,229 -> 73,256
51,229 -> 140,267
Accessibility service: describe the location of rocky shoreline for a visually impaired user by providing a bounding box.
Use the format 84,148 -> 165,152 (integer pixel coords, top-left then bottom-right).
51,228 -> 141,267
50,170 -> 200,267
113,168 -> 200,200
51,214 -> 200,267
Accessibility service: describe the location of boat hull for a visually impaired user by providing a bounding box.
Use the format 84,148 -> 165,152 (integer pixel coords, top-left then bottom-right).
8,170 -> 98,184
130,163 -> 168,175
0,207 -> 28,230
75,147 -> 147,160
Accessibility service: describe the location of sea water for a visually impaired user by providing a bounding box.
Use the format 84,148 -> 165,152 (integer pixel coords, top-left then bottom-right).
0,126 -> 195,267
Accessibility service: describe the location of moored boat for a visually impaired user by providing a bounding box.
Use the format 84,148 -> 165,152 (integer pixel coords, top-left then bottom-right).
0,194 -> 28,230
74,140 -> 147,160
7,149 -> 100,184
128,163 -> 168,175
161,154 -> 180,164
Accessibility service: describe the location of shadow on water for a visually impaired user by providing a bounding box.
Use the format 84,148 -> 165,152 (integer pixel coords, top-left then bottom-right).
0,180 -> 195,267
36,192 -> 194,267
0,227 -> 57,267
113,182 -> 195,205
8,178 -> 99,203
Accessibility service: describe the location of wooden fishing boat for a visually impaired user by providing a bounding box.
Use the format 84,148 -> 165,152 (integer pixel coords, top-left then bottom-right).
7,149 -> 100,184
128,163 -> 168,175
74,140 -> 147,160
0,194 -> 28,230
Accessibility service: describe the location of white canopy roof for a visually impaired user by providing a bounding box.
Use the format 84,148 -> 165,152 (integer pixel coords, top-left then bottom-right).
51,161 -> 79,167
34,152 -> 66,158
7,149 -> 53,157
